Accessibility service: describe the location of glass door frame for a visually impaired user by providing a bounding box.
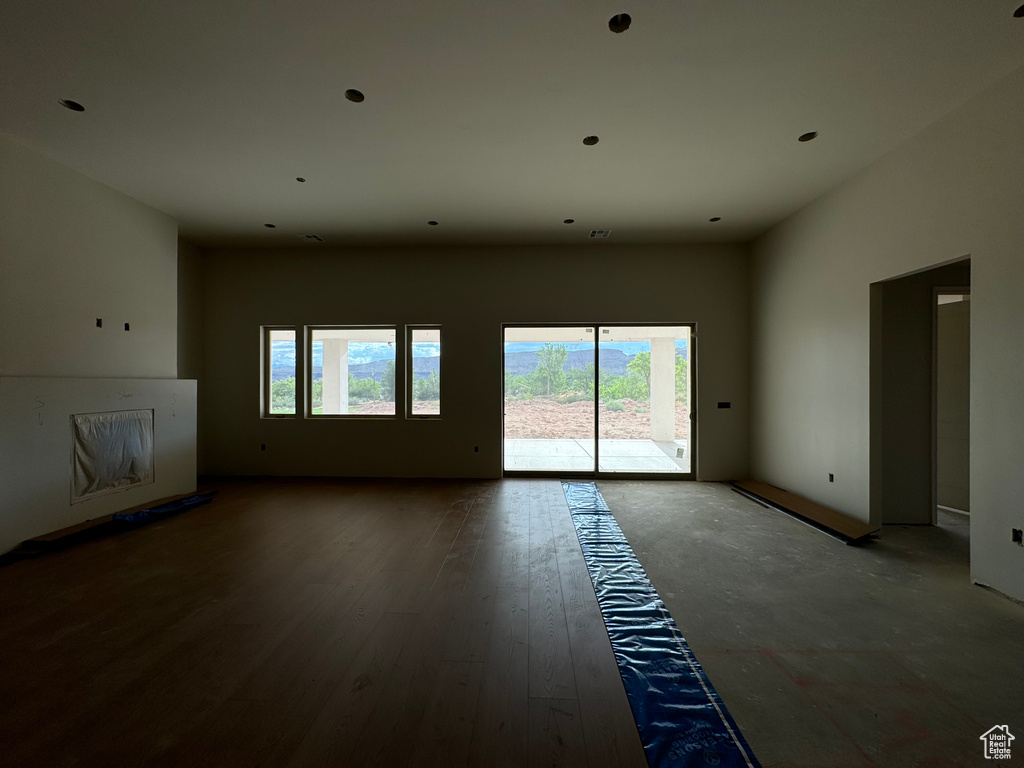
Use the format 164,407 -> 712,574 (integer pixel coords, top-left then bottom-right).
501,322 -> 697,480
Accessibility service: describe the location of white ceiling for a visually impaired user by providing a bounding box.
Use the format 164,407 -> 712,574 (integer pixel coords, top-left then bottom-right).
1,1 -> 1021,247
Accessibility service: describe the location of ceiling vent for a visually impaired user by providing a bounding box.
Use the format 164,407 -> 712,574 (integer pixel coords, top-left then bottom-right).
298,234 -> 325,243
589,230 -> 612,239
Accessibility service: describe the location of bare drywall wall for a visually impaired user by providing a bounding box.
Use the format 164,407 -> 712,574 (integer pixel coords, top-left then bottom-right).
0,137 -> 195,551
198,243 -> 750,481
177,239 -> 206,473
937,299 -> 970,512
0,134 -> 178,378
0,377 -> 197,553
751,68 -> 1024,601
177,239 -> 205,381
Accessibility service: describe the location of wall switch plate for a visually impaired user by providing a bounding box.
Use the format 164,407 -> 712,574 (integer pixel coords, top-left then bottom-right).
1013,528 -> 1023,545
829,473 -> 834,483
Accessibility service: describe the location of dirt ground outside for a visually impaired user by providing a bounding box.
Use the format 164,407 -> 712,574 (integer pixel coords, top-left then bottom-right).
348,400 -> 439,415
348,398 -> 688,438
504,398 -> 689,440
348,400 -> 396,414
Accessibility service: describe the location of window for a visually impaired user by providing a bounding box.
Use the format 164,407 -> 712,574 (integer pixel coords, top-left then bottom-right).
408,327 -> 441,417
308,327 -> 396,416
264,327 -> 297,416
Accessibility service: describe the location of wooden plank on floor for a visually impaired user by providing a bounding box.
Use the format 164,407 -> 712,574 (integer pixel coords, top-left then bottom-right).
558,552 -> 647,768
407,660 -> 485,768
384,496 -> 475,614
528,697 -> 588,768
498,482 -> 530,590
528,482 -> 578,701
283,611 -> 415,768
438,485 -> 507,663
735,480 -> 879,541
469,586 -> 530,768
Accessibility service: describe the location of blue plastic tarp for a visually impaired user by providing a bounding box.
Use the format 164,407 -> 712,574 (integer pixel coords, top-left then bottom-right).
561,481 -> 761,768
112,492 -> 216,526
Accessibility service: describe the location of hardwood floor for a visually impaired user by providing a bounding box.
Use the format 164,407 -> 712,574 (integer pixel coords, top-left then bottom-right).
0,478 -> 647,767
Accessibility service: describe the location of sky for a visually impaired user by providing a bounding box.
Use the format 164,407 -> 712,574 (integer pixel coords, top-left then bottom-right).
504,340 -> 687,355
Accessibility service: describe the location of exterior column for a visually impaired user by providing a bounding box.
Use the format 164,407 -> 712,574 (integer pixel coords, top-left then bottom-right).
649,337 -> 675,442
322,338 -> 349,414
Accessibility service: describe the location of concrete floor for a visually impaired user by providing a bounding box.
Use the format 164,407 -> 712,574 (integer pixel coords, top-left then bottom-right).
597,480 -> 1024,768
504,438 -> 689,473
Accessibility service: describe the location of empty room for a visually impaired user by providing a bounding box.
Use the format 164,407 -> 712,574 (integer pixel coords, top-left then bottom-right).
1,2 -> 1022,767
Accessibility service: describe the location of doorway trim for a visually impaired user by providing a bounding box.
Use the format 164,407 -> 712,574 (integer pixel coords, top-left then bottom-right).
932,286 -> 971,524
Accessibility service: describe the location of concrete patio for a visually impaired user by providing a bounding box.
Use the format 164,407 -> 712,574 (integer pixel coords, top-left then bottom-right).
504,438 -> 689,473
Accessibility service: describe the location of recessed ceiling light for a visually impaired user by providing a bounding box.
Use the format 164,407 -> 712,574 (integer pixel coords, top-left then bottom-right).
563,219 -> 575,224
345,89 -> 365,103
59,99 -> 85,112
709,217 -> 722,223
427,220 -> 439,226
264,223 -> 277,228
609,13 -> 632,33
798,131 -> 819,142
296,177 -> 306,183
1015,4 -> 1024,17
583,135 -> 600,146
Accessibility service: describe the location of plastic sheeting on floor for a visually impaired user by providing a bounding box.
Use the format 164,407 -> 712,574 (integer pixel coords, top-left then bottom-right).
561,481 -> 761,768
112,492 -> 216,526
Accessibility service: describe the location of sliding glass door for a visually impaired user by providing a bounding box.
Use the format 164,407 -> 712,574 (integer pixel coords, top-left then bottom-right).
597,326 -> 691,474
503,324 -> 694,477
503,327 -> 596,472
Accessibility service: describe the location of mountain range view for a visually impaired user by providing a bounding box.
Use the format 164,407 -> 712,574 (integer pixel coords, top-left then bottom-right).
272,344 -> 686,383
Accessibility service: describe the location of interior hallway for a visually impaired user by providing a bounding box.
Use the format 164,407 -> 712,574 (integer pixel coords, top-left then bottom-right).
1,478 -> 1020,767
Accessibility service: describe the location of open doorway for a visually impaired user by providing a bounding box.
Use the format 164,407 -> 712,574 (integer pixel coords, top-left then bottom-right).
869,259 -> 970,527
502,324 -> 694,477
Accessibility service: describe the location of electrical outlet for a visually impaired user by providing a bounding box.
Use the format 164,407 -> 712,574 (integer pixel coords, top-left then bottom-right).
1013,528 -> 1023,546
